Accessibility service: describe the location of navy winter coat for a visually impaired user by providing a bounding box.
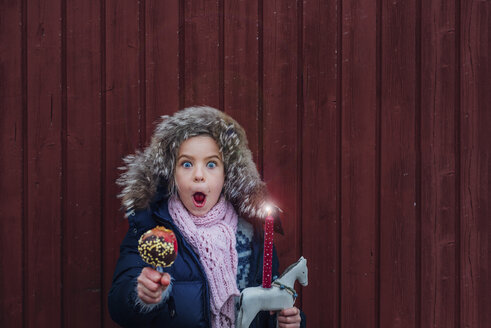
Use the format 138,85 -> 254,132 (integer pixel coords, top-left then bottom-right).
108,196 -> 283,327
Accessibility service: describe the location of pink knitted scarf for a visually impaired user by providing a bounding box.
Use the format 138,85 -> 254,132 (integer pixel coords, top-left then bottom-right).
168,195 -> 240,328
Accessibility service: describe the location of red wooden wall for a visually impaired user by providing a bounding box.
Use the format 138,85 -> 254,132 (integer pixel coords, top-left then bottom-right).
1,0 -> 489,327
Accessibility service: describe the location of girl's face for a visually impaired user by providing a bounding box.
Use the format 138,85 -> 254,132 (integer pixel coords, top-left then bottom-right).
175,135 -> 225,216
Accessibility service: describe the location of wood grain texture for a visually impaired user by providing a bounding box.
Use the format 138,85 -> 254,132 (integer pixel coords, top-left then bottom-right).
145,0 -> 180,141
0,0 -> 24,325
379,0 -> 419,326
64,0 -> 102,326
340,0 -> 378,326
262,0 -> 300,275
420,0 -> 458,326
103,1 -> 141,326
183,0 -> 221,108
460,1 -> 490,327
26,0 -> 63,326
302,0 -> 340,326
223,0 -> 260,164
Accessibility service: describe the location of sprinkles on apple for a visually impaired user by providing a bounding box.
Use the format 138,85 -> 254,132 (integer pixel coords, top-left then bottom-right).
138,226 -> 178,271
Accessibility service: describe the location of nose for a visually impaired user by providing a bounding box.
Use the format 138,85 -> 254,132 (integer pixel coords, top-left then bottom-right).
193,166 -> 205,182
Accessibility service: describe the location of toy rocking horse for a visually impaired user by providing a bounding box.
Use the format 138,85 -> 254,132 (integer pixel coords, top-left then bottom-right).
236,256 -> 308,328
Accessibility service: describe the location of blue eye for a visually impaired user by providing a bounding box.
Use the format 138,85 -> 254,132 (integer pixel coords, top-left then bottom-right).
207,161 -> 217,168
182,161 -> 192,168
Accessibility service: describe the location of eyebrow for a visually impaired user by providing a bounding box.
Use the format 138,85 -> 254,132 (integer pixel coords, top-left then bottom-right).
178,154 -> 222,162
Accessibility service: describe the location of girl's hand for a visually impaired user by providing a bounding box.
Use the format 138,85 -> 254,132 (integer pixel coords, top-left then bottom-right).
136,267 -> 171,304
273,306 -> 301,328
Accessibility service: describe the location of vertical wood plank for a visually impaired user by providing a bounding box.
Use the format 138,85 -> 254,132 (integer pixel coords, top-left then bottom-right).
184,0 -> 221,107
103,1 -> 141,326
379,0 -> 419,326
420,0 -> 458,326
26,0 -> 63,326
340,0 -> 378,327
223,0 -> 260,163
0,0 -> 24,325
65,0 -> 102,326
460,1 -> 490,327
262,0 -> 300,275
302,0 -> 340,326
145,0 -> 180,139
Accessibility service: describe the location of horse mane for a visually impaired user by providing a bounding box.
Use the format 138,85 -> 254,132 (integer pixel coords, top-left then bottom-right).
277,257 -> 303,279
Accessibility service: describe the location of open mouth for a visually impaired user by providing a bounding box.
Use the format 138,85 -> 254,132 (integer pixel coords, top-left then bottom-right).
192,192 -> 206,208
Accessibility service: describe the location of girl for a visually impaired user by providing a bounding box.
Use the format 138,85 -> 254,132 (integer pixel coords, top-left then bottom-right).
108,106 -> 304,327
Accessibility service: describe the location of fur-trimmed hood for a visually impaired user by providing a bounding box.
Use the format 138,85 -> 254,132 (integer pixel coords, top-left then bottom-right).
117,106 -> 275,222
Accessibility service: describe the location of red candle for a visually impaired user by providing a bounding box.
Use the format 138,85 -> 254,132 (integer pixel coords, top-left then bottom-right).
262,210 -> 274,288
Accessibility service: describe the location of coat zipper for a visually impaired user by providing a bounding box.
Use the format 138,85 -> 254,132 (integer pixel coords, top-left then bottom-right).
152,210 -> 211,326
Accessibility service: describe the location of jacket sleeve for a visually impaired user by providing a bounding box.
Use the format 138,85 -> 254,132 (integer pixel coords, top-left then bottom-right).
107,210 -> 164,327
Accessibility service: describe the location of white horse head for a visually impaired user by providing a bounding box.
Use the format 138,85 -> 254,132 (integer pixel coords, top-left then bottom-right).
236,257 -> 308,328
274,256 -> 308,288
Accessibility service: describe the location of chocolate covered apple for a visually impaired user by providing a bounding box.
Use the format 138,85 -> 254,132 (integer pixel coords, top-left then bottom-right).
138,226 -> 178,269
